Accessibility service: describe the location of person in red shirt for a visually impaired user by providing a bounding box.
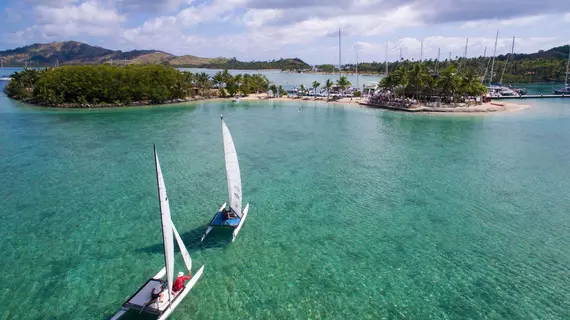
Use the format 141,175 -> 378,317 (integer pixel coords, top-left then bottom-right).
172,271 -> 192,294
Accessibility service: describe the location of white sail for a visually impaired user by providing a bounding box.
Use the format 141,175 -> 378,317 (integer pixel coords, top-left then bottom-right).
172,223 -> 192,271
221,118 -> 242,217
154,145 -> 175,303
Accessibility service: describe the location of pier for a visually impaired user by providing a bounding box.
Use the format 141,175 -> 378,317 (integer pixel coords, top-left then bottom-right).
492,94 -> 570,100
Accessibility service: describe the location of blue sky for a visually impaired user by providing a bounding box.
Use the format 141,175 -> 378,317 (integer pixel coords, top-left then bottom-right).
1,0 -> 569,64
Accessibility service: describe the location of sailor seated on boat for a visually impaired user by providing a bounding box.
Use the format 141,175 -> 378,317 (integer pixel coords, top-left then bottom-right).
222,207 -> 237,220
149,280 -> 166,305
173,271 -> 192,295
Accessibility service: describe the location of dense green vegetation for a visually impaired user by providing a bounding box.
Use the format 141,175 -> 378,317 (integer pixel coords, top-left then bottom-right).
340,45 -> 570,84
181,58 -> 312,71
377,64 -> 487,103
4,65 -> 270,107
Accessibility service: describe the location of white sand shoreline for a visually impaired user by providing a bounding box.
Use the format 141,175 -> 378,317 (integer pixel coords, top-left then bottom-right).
238,93 -> 531,115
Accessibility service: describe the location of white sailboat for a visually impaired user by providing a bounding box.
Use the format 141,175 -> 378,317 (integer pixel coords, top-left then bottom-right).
111,145 -> 205,320
201,116 -> 250,242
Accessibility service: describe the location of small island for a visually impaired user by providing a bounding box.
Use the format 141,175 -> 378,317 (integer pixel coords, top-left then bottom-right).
3,65 -> 274,107
355,63 -> 531,114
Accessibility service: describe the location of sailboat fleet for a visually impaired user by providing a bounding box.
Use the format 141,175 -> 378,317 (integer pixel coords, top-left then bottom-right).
111,117 -> 249,320
484,33 -> 527,98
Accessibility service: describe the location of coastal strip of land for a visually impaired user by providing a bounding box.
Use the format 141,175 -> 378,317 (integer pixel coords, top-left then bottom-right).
4,64 -> 531,115
235,93 -> 531,114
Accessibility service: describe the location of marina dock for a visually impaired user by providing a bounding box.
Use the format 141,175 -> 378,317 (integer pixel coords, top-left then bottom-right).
492,94 -> 570,100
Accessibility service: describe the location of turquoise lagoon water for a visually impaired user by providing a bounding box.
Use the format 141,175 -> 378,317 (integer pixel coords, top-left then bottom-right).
1,82 -> 569,319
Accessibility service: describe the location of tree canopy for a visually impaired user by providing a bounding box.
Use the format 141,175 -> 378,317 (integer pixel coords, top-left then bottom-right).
379,63 -> 487,102
4,65 -> 270,107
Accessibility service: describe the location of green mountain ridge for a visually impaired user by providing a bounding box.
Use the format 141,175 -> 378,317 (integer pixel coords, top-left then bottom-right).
0,41 -> 311,70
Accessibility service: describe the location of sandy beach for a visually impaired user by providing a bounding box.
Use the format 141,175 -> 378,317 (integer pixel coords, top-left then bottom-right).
238,93 -> 531,114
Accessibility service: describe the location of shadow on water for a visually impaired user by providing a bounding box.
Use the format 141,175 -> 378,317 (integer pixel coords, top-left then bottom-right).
137,225 -> 235,255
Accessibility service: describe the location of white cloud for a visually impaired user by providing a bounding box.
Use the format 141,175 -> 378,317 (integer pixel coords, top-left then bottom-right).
5,1 -> 124,45
461,15 -> 546,29
564,12 -> 570,22
35,1 -> 125,25
2,0 -> 569,62
176,0 -> 244,26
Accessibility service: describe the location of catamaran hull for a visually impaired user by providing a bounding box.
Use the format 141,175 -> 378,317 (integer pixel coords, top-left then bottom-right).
200,203 -> 226,241
201,202 -> 249,242
157,265 -> 204,320
232,203 -> 249,242
110,265 -> 204,320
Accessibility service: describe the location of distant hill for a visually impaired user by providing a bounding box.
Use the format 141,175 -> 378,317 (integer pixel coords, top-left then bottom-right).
494,44 -> 570,61
191,57 -> 312,70
0,41 -> 311,70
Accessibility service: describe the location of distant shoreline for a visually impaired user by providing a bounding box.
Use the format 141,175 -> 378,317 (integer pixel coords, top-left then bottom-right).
11,92 -> 531,115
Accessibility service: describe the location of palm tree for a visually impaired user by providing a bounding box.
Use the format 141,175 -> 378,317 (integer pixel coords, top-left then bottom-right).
195,72 -> 211,96
336,75 -> 351,96
437,66 -> 458,104
212,71 -> 224,95
252,74 -> 269,93
407,63 -> 430,99
234,74 -> 243,96
241,74 -> 252,95
323,79 -> 333,100
299,84 -> 306,97
269,84 -> 278,97
312,80 -> 320,99
221,69 -> 232,85
391,66 -> 410,96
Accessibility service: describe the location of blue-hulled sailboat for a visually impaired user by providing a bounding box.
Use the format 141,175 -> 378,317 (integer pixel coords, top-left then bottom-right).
201,116 -> 249,242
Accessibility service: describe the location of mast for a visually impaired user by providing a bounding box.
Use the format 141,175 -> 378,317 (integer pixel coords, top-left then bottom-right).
478,46 -> 487,79
355,47 -> 359,90
153,144 -> 175,306
489,30 -> 499,85
565,45 -> 570,86
483,53 -> 492,84
338,29 -> 342,81
385,41 -> 388,75
500,36 -> 515,84
220,115 -> 243,217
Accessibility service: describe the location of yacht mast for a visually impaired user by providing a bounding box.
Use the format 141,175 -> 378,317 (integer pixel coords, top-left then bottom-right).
489,30 -> 499,85
500,36 -> 515,85
355,46 -> 359,90
338,29 -> 342,81
478,46 -> 487,79
565,45 -> 570,87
